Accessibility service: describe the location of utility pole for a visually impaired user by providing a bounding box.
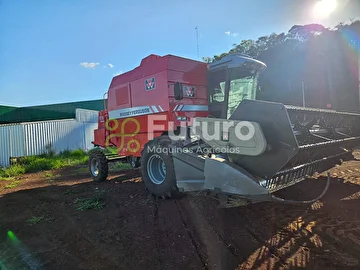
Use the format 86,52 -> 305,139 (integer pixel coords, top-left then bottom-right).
301,81 -> 306,107
358,50 -> 360,111
195,26 -> 200,60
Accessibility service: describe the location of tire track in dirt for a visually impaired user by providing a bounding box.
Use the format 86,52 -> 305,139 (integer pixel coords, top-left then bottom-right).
111,171 -> 360,269
264,206 -> 360,257
174,200 -> 209,269
153,202 -> 163,267
176,196 -> 258,270
175,194 -> 360,270
233,206 -> 302,269
235,204 -> 360,269
153,198 -> 206,270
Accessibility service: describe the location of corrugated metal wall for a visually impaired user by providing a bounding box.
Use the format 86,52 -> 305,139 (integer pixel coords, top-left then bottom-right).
0,112 -> 98,167
23,119 -> 88,157
75,108 -> 99,123
0,124 -> 24,167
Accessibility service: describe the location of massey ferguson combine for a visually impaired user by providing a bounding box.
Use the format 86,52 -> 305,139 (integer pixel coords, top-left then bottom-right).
89,53 -> 360,207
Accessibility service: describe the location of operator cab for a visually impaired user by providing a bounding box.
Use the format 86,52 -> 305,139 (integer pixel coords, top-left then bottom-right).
207,54 -> 266,119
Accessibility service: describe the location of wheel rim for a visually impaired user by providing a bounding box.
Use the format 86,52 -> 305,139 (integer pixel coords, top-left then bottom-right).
90,158 -> 99,176
147,154 -> 166,185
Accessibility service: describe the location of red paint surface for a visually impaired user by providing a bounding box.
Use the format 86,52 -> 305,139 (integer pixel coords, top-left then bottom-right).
93,54 -> 209,157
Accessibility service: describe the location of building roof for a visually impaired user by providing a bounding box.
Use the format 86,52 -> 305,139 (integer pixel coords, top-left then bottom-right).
0,99 -> 106,124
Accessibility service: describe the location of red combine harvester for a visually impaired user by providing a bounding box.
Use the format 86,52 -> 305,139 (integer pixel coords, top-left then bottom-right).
92,54 -> 209,167
90,53 -> 360,207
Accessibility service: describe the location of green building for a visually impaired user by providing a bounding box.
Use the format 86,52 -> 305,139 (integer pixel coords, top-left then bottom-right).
0,99 -> 107,124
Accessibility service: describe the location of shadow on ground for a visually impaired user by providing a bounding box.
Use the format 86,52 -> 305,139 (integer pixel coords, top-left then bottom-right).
182,175 -> 360,269
0,169 -> 359,269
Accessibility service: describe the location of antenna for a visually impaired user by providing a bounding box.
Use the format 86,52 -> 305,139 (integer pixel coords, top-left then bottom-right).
195,26 -> 200,59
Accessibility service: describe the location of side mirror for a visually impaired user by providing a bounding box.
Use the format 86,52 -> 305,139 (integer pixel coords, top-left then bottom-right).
174,82 -> 183,100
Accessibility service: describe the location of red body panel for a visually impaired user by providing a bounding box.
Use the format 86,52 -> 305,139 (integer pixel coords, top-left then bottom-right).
93,54 -> 209,157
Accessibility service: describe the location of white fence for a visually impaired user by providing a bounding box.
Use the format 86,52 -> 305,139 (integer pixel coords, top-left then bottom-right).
0,109 -> 99,167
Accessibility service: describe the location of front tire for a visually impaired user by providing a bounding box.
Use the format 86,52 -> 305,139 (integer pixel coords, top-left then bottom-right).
141,136 -> 177,198
89,149 -> 108,182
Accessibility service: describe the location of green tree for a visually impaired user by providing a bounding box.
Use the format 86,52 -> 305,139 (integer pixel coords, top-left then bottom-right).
203,20 -> 360,111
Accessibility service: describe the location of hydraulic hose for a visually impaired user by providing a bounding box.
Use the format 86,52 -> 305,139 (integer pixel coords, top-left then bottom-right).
268,171 -> 331,205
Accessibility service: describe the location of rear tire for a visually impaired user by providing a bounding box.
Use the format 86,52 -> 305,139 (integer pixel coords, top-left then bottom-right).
141,136 -> 177,198
89,149 -> 108,182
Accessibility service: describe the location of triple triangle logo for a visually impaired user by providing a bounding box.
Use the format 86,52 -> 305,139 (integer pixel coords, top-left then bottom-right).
145,77 -> 156,90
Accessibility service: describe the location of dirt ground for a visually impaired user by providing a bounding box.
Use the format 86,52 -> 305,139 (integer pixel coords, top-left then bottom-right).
0,151 -> 360,270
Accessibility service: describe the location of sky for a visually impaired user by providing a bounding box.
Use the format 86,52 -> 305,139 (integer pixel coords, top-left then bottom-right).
0,0 -> 359,107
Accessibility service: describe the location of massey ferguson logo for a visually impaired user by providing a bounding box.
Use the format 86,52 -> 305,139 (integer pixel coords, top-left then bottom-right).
184,86 -> 195,97
145,77 -> 156,90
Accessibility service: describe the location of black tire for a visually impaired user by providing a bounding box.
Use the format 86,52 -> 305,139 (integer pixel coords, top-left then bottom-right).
141,136 -> 177,198
89,149 -> 108,182
127,156 -> 141,169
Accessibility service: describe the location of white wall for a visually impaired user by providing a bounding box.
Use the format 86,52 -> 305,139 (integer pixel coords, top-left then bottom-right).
0,109 -> 99,167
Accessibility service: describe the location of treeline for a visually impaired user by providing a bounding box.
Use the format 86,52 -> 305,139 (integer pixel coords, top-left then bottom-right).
203,20 -> 360,112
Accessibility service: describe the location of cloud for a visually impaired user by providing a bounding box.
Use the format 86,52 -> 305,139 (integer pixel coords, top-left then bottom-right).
107,63 -> 114,68
225,31 -> 238,37
79,62 -> 100,69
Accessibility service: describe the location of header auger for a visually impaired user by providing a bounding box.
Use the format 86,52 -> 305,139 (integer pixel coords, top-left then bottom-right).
89,53 -> 360,207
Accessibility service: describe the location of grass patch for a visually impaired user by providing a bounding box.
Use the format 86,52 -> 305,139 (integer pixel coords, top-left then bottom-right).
44,172 -> 61,179
1,147 -> 133,180
64,188 -> 78,195
74,197 -> 105,211
4,181 -> 21,189
19,154 -> 88,173
74,190 -> 106,211
0,177 -> 14,181
0,165 -> 25,178
44,172 -> 53,178
110,162 -> 131,171
26,215 -> 53,226
0,149 -> 90,179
